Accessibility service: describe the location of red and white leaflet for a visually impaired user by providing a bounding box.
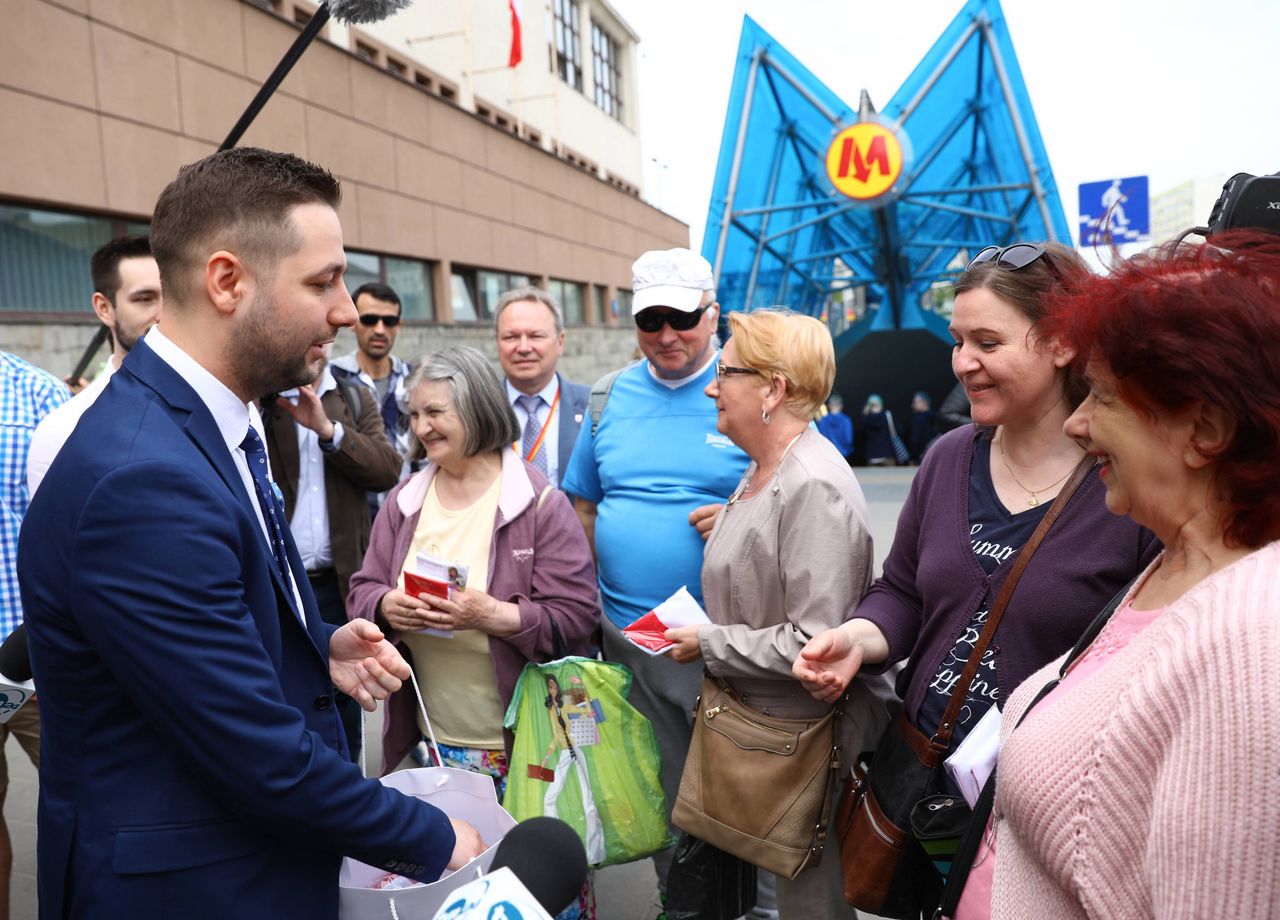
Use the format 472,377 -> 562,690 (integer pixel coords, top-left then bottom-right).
622,586 -> 711,655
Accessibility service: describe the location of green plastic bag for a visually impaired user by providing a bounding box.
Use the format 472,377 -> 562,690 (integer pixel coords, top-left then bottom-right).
503,656 -> 674,867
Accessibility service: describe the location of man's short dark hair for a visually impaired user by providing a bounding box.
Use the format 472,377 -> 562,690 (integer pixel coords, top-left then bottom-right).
150,148 -> 341,307
350,282 -> 402,312
91,235 -> 152,306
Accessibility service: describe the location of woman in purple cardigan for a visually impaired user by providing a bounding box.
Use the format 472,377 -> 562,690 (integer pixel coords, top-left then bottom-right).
794,242 -> 1160,913
346,346 -> 599,781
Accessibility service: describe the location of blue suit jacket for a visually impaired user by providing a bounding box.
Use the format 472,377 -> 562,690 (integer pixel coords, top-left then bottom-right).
556,375 -> 590,488
18,341 -> 454,919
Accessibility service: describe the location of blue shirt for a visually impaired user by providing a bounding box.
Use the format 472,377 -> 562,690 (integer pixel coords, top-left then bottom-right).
562,359 -> 749,629
2,353 -> 70,639
816,411 -> 853,458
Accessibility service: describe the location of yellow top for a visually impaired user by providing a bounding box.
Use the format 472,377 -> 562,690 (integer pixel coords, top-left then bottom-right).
399,473 -> 505,749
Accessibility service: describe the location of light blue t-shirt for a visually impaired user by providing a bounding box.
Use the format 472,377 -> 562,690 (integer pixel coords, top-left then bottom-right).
562,359 -> 750,629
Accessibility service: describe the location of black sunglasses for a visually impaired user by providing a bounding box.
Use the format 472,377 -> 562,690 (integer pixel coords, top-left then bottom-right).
358,313 -> 401,328
634,305 -> 709,333
966,243 -> 1063,282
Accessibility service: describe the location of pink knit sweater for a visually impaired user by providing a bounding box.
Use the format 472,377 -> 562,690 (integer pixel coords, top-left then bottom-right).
992,540 -> 1280,919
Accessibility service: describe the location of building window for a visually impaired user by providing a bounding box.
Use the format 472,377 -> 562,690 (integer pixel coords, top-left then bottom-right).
0,204 -> 118,314
591,24 -> 622,120
451,267 -> 532,322
385,256 -> 434,320
614,289 -> 632,319
385,57 -> 407,79
548,0 -> 582,91
592,284 -> 608,324
354,40 -> 379,64
346,250 -> 435,321
548,278 -> 585,325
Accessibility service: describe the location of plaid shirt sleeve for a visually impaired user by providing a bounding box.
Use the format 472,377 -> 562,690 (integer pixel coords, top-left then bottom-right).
1,353 -> 71,640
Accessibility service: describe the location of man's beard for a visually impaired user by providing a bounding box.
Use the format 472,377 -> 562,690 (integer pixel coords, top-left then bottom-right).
229,290 -> 324,399
114,319 -> 151,354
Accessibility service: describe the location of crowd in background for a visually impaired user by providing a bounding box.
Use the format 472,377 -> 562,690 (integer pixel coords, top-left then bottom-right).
2,146 -> 1278,920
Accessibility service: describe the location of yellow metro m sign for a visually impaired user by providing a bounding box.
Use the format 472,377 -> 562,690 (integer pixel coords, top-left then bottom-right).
825,122 -> 906,202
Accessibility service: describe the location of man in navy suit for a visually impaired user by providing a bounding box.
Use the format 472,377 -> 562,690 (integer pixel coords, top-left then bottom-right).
493,286 -> 590,491
18,148 -> 485,919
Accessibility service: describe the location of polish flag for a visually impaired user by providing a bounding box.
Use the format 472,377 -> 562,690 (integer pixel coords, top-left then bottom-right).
508,0 -> 523,67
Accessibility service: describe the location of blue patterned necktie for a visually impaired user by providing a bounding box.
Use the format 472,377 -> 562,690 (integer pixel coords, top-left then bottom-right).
239,427 -> 295,594
516,394 -> 549,474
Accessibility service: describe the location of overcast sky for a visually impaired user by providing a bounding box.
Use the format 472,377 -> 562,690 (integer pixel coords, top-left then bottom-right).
608,0 -> 1278,252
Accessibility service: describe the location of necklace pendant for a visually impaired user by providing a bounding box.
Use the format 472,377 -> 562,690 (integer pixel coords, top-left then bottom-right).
1027,495 -> 1039,507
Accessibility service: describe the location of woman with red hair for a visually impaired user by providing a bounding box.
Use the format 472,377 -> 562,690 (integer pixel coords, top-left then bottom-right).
988,231 -> 1280,918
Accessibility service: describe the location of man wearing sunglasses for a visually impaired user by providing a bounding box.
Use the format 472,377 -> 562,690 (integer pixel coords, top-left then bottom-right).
331,282 -> 414,461
561,248 -> 749,906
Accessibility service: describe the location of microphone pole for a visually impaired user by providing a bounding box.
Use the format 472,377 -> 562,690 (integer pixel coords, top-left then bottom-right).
70,0 -> 410,383
219,4 -> 334,152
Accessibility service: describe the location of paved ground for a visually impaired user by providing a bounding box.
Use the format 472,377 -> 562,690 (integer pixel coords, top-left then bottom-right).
3,465 -> 917,920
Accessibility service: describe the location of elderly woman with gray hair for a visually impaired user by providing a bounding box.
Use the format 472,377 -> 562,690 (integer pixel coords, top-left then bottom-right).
346,346 -> 599,785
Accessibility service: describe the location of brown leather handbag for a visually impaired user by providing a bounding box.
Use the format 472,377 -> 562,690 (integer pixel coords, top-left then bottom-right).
837,456 -> 1093,918
672,675 -> 842,880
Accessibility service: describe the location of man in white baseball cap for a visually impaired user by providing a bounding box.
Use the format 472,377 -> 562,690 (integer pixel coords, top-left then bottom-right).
561,247 -> 750,911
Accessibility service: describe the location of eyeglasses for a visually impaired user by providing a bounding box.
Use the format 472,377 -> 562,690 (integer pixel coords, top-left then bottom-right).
715,363 -> 759,382
966,243 -> 1063,282
358,313 -> 401,328
634,305 -> 709,333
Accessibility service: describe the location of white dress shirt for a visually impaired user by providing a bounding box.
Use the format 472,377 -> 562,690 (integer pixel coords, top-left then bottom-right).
506,375 -> 562,485
146,327 -> 305,623
26,355 -> 121,497
278,368 -> 345,572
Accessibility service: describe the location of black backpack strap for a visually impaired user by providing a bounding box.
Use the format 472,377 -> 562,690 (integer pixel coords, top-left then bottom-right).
334,373 -> 364,423
587,361 -> 639,436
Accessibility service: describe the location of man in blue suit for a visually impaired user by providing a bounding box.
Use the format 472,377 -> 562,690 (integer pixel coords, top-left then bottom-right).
18,148 -> 485,919
494,287 -> 590,491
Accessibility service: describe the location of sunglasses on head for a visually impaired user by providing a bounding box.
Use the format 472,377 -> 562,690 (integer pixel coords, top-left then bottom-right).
966,243 -> 1063,282
634,305 -> 709,333
358,313 -> 401,328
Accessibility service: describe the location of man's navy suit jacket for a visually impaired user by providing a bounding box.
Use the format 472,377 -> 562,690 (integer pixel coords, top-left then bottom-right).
556,375 -> 590,486
18,341 -> 454,919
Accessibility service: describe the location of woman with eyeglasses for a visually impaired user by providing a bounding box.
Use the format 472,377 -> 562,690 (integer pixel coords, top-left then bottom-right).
664,309 -> 894,919
793,242 -> 1159,915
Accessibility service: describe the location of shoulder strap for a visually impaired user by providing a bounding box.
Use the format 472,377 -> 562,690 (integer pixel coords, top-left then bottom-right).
335,375 -> 363,422
587,362 -> 638,436
931,453 -> 1095,749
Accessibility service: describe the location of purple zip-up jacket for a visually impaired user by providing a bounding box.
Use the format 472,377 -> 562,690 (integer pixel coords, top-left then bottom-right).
346,449 -> 600,774
856,426 -> 1161,728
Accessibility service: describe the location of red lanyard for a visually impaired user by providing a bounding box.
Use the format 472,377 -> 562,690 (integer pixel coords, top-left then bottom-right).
514,386 -> 561,462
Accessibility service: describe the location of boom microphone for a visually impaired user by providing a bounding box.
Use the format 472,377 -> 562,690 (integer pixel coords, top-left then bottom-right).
220,0 -> 413,151
73,0 -> 419,381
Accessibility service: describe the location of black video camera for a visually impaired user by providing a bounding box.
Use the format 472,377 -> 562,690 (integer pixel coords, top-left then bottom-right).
1204,172 -> 1280,237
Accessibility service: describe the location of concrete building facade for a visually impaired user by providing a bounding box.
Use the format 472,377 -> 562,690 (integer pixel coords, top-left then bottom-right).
1,0 -> 685,384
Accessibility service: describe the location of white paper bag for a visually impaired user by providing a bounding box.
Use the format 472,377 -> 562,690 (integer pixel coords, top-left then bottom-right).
339,767 -> 517,920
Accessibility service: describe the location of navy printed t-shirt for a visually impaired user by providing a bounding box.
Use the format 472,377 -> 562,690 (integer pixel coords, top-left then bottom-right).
916,436 -> 1049,747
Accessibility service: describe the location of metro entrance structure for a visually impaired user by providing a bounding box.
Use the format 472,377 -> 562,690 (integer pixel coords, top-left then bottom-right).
702,0 -> 1072,416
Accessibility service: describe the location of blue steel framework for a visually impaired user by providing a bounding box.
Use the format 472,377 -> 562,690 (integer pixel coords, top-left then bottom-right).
702,0 -> 1071,356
